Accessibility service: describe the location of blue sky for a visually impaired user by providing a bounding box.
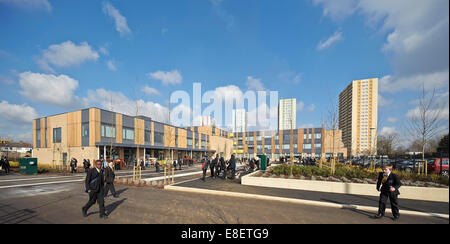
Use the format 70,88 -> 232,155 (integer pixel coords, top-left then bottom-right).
0,0 -> 448,144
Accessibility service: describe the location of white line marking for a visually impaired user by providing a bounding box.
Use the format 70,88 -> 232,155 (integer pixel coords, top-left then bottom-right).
0,179 -> 83,189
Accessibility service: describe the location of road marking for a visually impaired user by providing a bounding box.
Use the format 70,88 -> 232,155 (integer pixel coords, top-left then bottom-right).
0,179 -> 83,189
142,171 -> 203,182
0,168 -> 203,189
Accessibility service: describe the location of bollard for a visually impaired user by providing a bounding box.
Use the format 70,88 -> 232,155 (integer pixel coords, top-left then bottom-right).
163,166 -> 167,185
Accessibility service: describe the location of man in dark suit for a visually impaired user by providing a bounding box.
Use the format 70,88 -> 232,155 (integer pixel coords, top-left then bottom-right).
374,164 -> 402,220
104,161 -> 118,198
82,160 -> 107,219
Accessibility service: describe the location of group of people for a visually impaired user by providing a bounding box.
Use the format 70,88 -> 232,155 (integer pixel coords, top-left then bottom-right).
81,157 -> 118,219
201,154 -> 236,181
0,156 -> 10,174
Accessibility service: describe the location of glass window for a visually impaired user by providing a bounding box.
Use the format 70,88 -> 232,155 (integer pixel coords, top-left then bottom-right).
53,127 -> 62,143
145,130 -> 151,143
282,144 -> 290,150
82,123 -> 89,137
187,138 -> 193,146
303,144 -> 311,149
123,128 -> 134,140
315,133 -> 321,139
101,124 -> 115,138
154,132 -> 164,144
36,130 -> 41,141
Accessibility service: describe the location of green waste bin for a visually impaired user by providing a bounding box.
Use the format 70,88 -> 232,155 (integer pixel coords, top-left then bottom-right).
19,157 -> 38,175
258,154 -> 267,170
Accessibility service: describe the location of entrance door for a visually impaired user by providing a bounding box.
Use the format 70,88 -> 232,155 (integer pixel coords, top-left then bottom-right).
62,153 -> 67,166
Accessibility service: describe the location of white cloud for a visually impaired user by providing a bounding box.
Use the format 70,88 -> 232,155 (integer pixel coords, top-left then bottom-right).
378,93 -> 392,106
0,0 -> 51,12
102,1 -> 132,37
213,85 -> 243,104
296,101 -> 315,112
0,100 -> 38,123
314,0 -> 449,93
86,89 -> 169,123
147,70 -> 182,86
142,86 -> 160,96
18,71 -> 85,108
380,126 -> 397,136
209,0 -> 234,29
312,0 -> 358,21
406,107 -> 449,121
38,41 -> 99,73
106,60 -> 117,71
387,117 -> 398,123
245,76 -> 265,91
317,30 -> 343,50
379,70 -> 449,93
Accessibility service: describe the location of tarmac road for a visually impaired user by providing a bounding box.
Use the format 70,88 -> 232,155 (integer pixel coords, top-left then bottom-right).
0,168 -> 448,224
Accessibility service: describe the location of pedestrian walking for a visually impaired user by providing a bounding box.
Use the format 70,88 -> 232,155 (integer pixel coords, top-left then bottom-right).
82,160 -> 107,219
230,154 -> 236,179
70,158 -> 77,173
3,156 -> 10,175
0,156 -> 4,174
104,161 -> 118,198
83,159 -> 90,173
210,154 -> 217,179
201,156 -> 209,181
374,164 -> 402,221
219,157 -> 225,179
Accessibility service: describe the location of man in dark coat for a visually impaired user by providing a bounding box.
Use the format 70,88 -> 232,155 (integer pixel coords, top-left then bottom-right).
82,160 -> 107,219
374,164 -> 402,220
229,154 -> 236,179
3,156 -> 10,175
83,159 -> 90,173
70,158 -> 77,173
210,154 -> 218,179
104,161 -> 118,198
201,156 -> 209,181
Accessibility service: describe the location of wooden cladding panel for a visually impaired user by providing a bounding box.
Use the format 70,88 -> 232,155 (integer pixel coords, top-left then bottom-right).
67,111 -> 82,147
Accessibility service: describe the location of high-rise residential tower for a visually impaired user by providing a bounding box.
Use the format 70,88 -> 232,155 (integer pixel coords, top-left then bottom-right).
339,78 -> 378,157
278,98 -> 296,131
232,109 -> 247,133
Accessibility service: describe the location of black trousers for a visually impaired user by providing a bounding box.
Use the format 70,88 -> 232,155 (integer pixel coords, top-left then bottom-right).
104,183 -> 116,197
210,164 -> 215,178
83,190 -> 106,216
378,192 -> 400,217
202,168 -> 207,181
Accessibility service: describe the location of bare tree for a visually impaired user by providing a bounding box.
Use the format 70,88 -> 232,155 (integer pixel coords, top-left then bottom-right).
377,132 -> 399,157
325,95 -> 339,174
406,84 -> 447,161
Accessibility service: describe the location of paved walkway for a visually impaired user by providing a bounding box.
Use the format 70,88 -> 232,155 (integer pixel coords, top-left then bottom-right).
168,176 -> 449,218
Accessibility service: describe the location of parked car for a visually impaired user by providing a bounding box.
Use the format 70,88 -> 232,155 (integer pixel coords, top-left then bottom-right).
395,160 -> 417,173
427,158 -> 449,176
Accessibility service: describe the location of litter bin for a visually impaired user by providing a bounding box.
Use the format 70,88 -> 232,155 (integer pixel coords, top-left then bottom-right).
258,154 -> 267,170
19,157 -> 38,175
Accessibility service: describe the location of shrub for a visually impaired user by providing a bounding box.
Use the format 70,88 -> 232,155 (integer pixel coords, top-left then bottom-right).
268,164 -> 448,186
